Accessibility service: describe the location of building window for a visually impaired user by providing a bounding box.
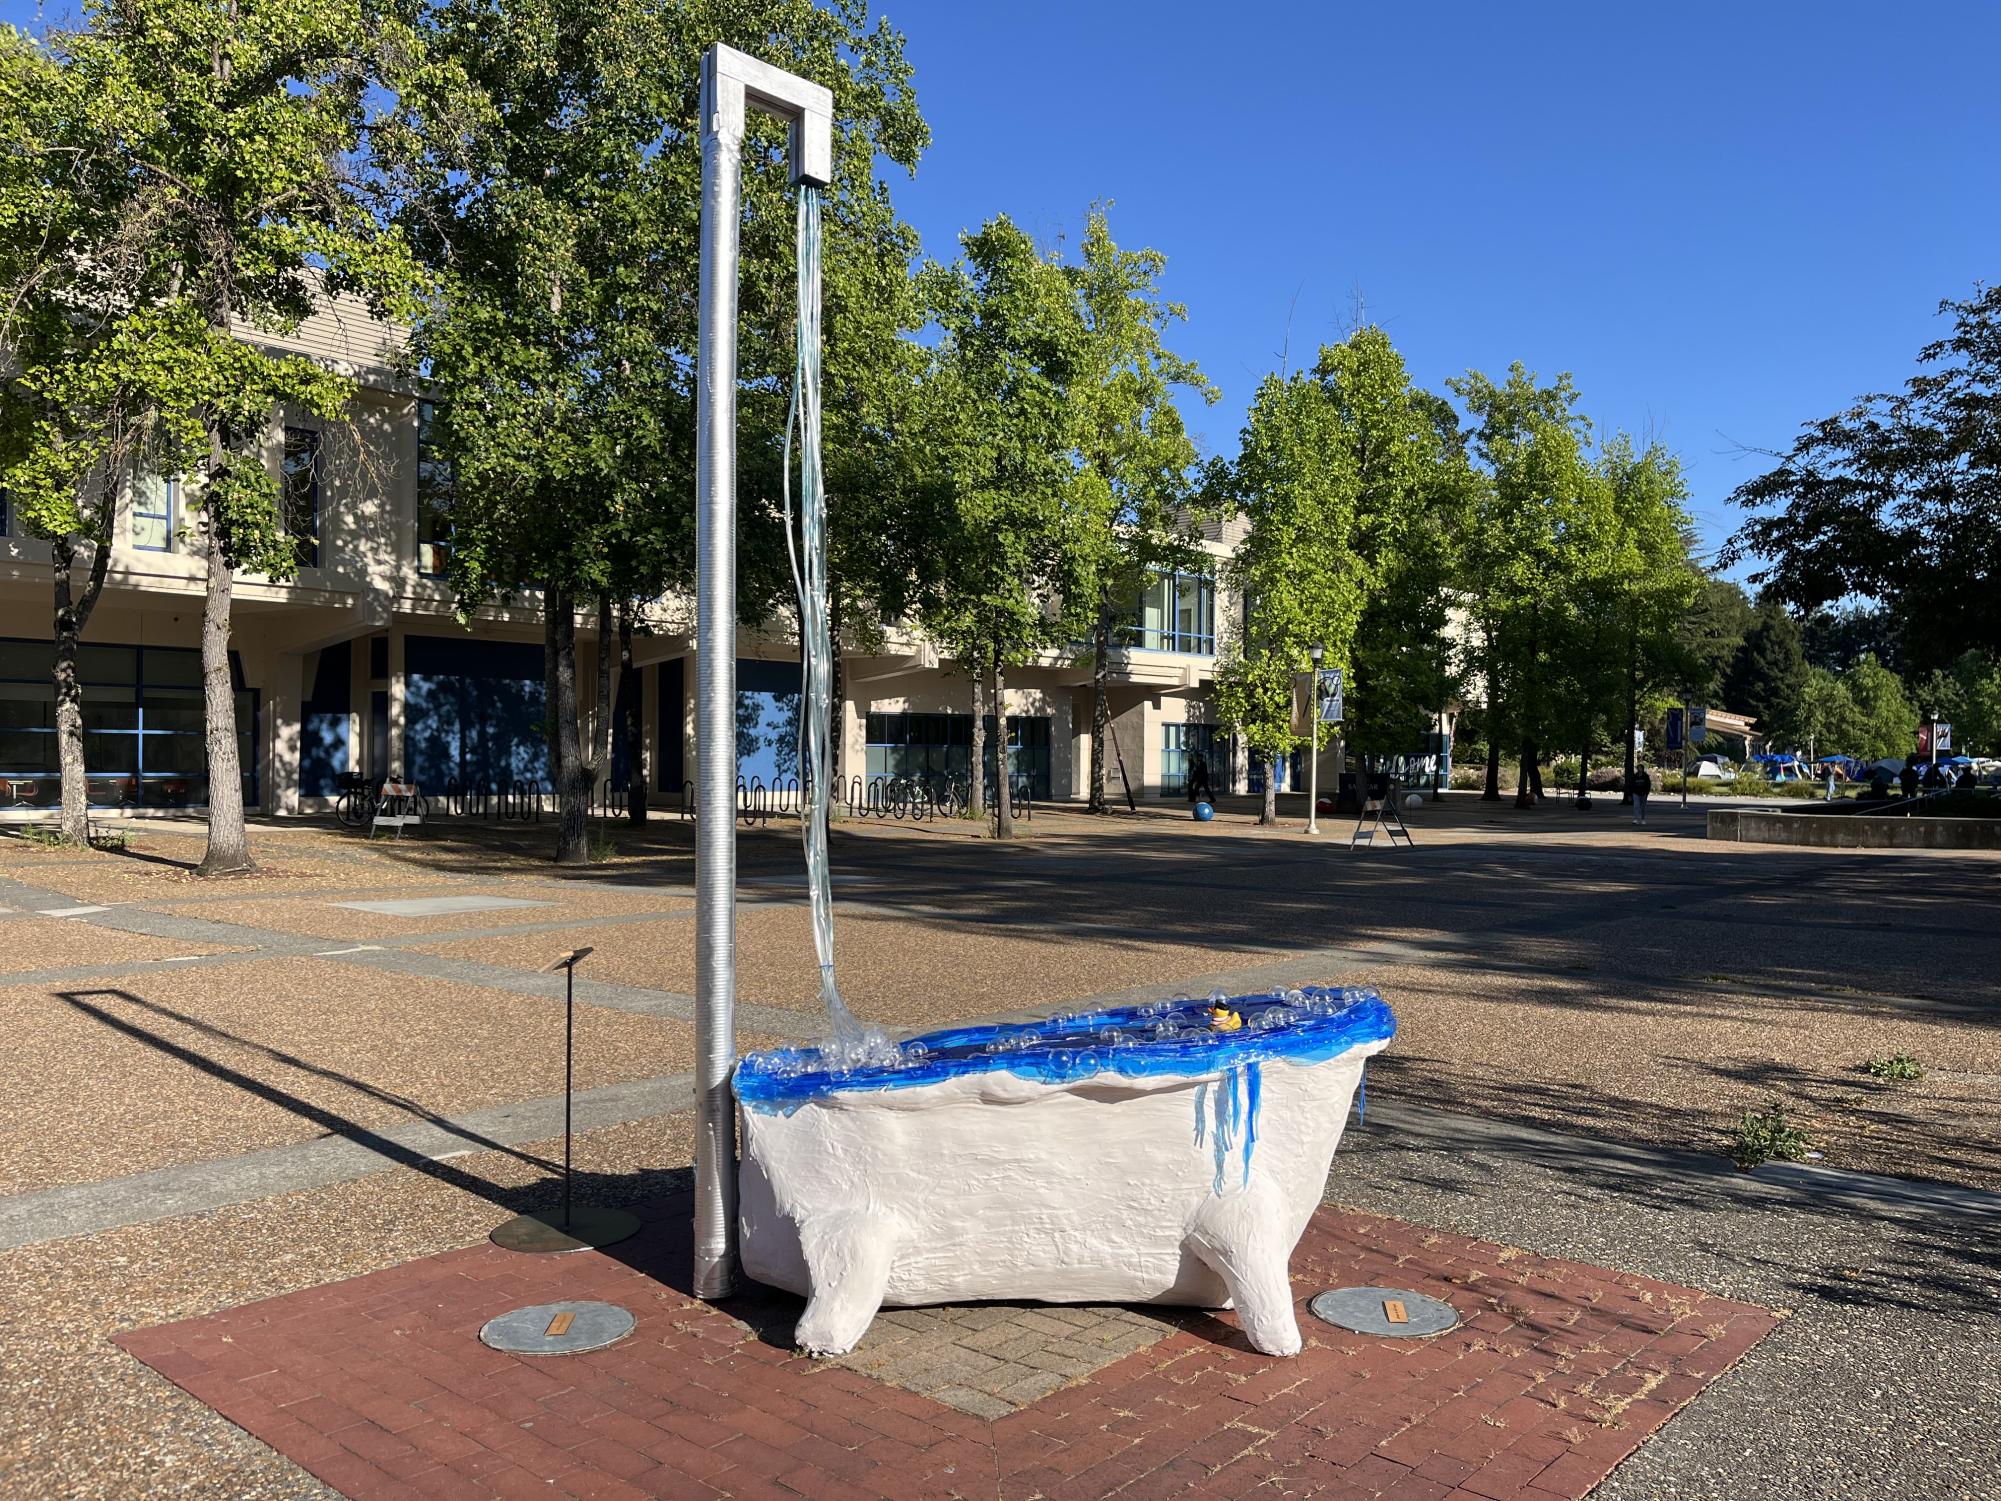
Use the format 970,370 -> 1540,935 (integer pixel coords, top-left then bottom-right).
1162,723 -> 1221,795
1116,570 -> 1216,654
282,427 -> 321,568
416,399 -> 453,577
132,473 -> 177,552
864,711 -> 1051,799
0,639 -> 256,809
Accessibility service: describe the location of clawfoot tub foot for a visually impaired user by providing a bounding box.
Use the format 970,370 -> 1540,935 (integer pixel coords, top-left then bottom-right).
1186,1191 -> 1303,1356
792,1209 -> 899,1356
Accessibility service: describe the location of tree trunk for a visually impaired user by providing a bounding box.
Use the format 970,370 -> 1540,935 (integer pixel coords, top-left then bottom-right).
1515,737 -> 1537,810
551,589 -> 592,863
828,590 -> 845,790
1260,752 -> 1278,824
592,593 -> 612,783
1621,617 -> 1638,805
1481,627 -> 1502,801
1088,600 -> 1113,814
1577,729 -> 1592,808
618,602 -> 646,823
968,662 -> 986,819
543,585 -> 562,791
50,533 -> 110,846
196,513 -> 254,875
992,652 -> 1013,841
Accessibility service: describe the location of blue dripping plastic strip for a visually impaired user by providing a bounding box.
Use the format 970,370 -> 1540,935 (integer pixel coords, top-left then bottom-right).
1243,1061 -> 1262,1186
736,987 -> 1394,1115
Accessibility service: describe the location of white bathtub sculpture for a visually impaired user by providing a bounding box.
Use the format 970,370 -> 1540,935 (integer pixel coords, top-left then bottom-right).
735,986 -> 1393,1358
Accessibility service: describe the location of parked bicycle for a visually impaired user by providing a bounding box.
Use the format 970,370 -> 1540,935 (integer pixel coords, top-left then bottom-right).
332,772 -> 429,831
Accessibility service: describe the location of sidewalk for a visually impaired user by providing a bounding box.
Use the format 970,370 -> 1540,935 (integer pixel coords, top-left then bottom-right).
119,1191 -> 1777,1501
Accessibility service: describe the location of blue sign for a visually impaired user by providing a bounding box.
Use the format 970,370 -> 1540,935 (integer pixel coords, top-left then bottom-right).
1666,708 -> 1685,752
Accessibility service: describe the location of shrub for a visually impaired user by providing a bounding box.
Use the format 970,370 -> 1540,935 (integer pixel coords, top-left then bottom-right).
1863,1052 -> 1923,1082
1728,1101 -> 1812,1170
1730,766 -> 1773,797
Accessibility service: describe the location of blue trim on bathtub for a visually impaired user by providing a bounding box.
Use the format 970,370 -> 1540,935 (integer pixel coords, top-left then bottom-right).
734,986 -> 1394,1115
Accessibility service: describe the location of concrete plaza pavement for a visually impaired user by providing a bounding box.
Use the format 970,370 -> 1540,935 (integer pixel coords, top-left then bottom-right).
0,796 -> 1994,1497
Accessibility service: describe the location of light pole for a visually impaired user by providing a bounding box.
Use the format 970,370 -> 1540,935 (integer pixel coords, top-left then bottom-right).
1305,642 -> 1325,835
693,44 -> 832,1300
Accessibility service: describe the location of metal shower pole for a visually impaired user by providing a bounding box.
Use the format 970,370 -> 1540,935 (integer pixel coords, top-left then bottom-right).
693,44 -> 832,1302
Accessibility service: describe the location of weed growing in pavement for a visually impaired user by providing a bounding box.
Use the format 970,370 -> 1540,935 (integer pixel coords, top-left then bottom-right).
1729,1101 -> 1813,1169
588,829 -> 619,863
1863,1052 -> 1924,1082
15,825 -> 125,851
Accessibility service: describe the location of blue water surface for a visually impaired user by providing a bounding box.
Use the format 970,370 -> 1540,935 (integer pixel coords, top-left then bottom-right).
734,985 -> 1393,1116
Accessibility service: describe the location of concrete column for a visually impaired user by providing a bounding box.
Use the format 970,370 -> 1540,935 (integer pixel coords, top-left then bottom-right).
680,653 -> 700,795
1047,690 -> 1075,802
267,651 -> 305,817
387,629 -> 407,776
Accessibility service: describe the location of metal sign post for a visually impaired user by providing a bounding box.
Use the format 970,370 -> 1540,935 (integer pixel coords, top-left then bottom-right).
1304,647 -> 1327,834
490,945 -> 639,1253
693,45 -> 832,1301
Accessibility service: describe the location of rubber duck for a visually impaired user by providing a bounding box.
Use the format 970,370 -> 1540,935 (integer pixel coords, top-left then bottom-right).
1208,1005 -> 1243,1032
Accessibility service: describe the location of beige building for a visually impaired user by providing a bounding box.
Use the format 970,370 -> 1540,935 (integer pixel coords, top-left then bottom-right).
1,302 -> 1259,817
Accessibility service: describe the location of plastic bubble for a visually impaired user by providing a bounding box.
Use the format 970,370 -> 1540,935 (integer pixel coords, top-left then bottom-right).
901,1042 -> 929,1065
1208,989 -> 1229,1007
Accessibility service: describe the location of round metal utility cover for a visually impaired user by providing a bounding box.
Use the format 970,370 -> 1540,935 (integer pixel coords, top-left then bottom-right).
490,1206 -> 640,1254
479,1301 -> 636,1356
1308,1287 -> 1459,1338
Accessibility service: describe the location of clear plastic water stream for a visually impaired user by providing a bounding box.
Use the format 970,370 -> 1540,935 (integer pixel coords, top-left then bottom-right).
784,184 -> 897,1072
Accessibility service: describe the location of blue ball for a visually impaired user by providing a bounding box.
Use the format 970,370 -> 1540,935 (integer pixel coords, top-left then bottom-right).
1193,800 -> 1215,821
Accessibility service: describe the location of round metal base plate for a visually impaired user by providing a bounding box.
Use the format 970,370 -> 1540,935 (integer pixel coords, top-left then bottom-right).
1308,1287 -> 1459,1338
489,1206 -> 641,1254
479,1300 -> 635,1356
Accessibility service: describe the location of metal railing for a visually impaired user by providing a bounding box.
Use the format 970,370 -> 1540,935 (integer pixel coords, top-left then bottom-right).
676,771 -> 1033,826
438,779 -> 549,821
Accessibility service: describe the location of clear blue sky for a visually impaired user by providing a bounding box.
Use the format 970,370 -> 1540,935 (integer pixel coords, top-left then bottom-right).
8,1 -> 1993,569
885,1 -> 1999,570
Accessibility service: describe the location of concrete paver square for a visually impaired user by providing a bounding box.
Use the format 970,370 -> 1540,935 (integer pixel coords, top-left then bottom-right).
0,915 -> 243,974
116,1194 -> 1778,1500
0,958 -> 704,1193
422,903 -> 1287,1030
333,895 -> 552,917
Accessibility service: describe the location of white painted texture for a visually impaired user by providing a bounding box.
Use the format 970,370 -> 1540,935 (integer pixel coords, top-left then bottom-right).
738,1038 -> 1387,1357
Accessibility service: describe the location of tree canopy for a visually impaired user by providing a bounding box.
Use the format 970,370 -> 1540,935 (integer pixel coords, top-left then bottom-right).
1726,283 -> 2001,674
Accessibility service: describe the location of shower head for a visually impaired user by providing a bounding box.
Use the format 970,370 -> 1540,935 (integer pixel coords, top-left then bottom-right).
700,43 -> 833,188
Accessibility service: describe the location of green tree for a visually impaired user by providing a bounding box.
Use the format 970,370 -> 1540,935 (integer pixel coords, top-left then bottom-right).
1212,370 -> 1362,824
1597,435 -> 1700,799
1317,331 -> 1471,761
397,0 -> 926,861
1066,206 -> 1216,814
1726,283 -> 2001,672
1801,602 -> 1900,675
1,1 -> 421,871
1793,665 -> 1861,762
1451,364 -> 1611,808
912,215 -> 1097,839
1912,650 -> 2001,757
1843,654 -> 1918,762
1676,577 -> 1755,706
1723,601 -> 1809,747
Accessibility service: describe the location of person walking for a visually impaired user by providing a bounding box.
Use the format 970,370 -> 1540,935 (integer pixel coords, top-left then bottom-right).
1631,764 -> 1652,826
1189,752 -> 1214,805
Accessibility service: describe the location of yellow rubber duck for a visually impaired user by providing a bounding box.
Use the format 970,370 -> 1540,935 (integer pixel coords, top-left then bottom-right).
1208,1005 -> 1243,1032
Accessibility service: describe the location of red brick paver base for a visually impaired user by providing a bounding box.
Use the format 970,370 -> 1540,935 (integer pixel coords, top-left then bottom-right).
117,1197 -> 1776,1500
